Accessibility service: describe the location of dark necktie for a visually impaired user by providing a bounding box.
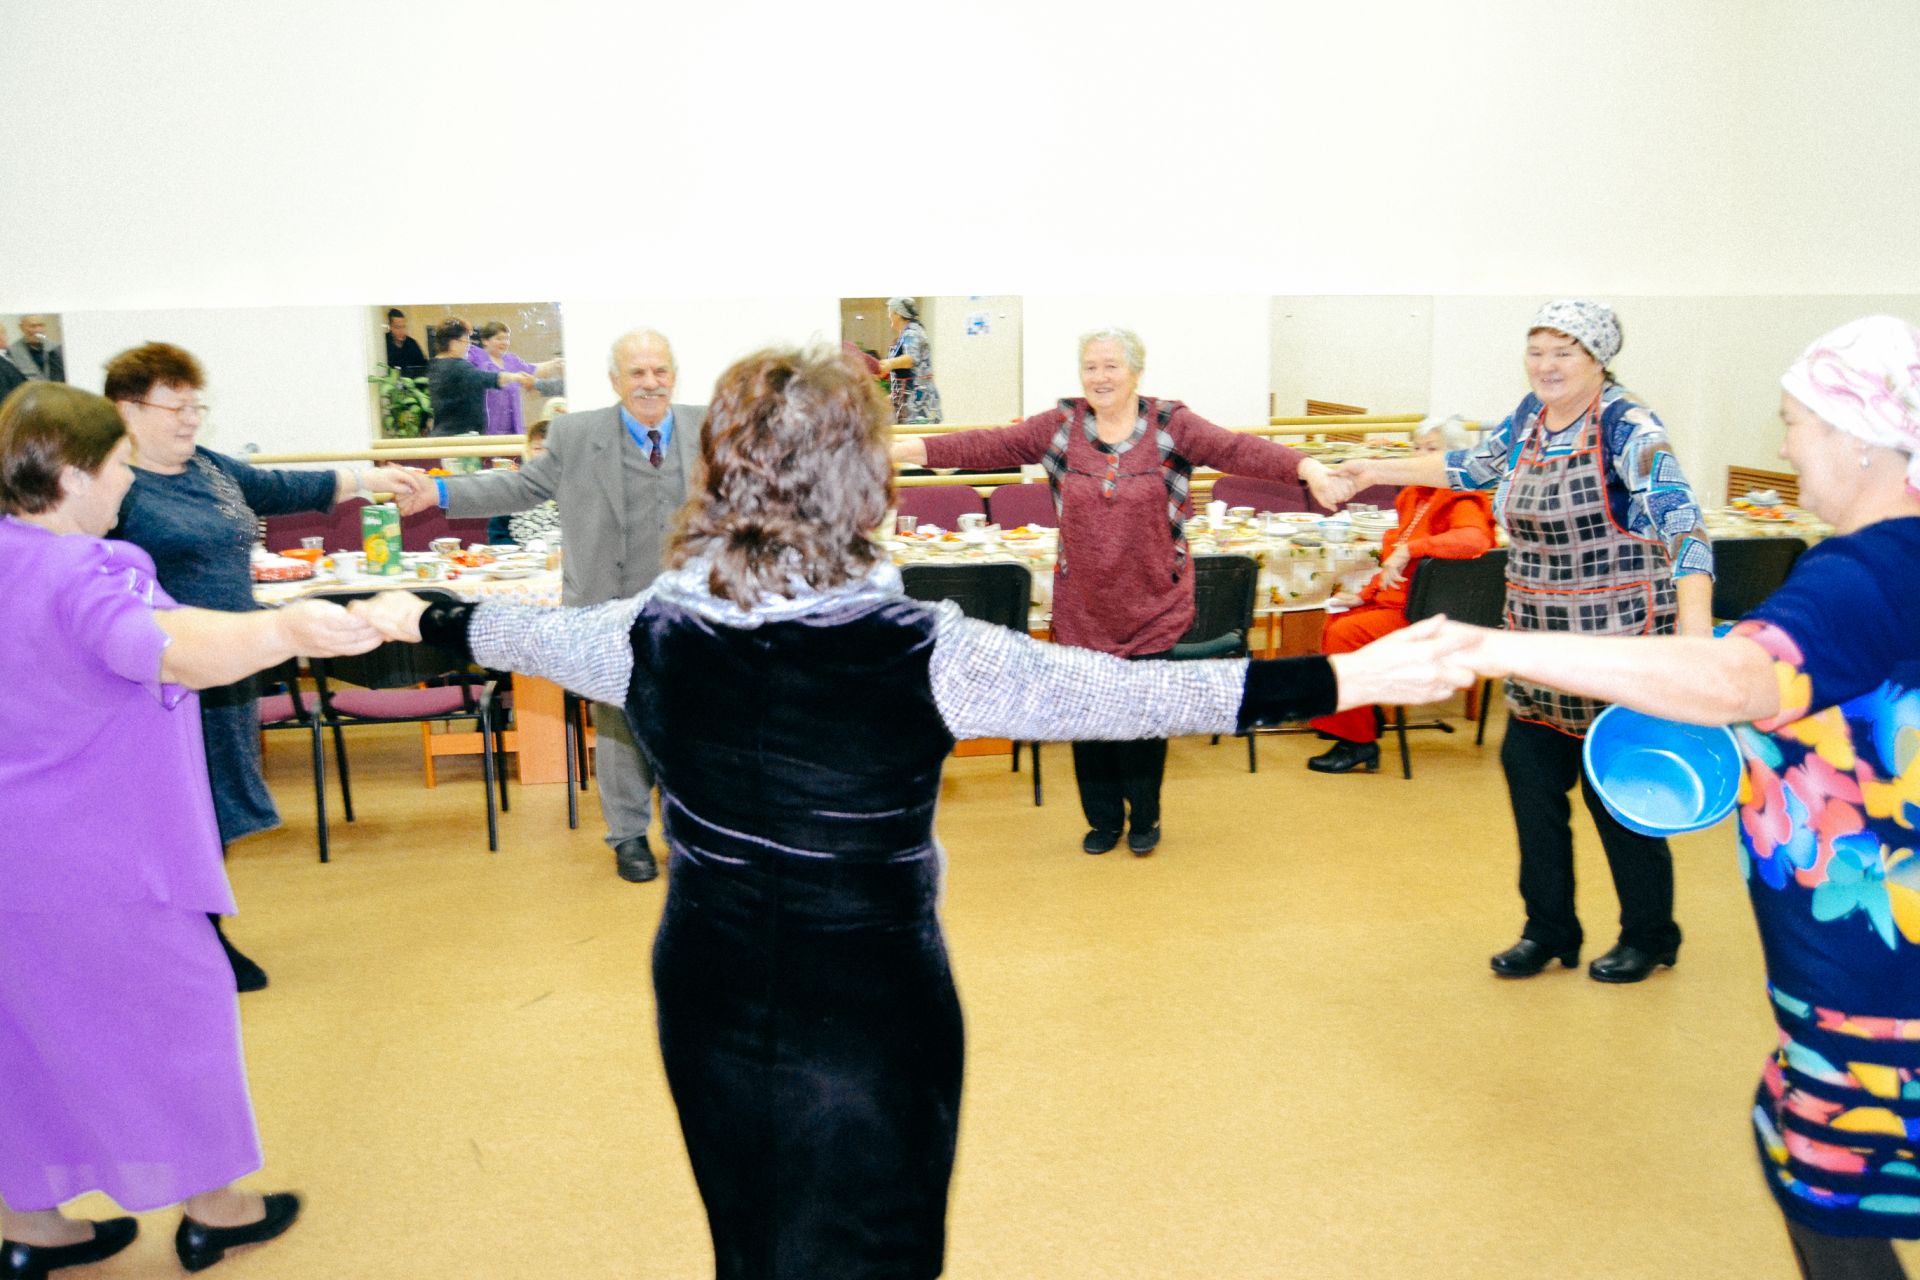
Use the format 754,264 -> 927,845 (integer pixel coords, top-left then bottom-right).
647,429 -> 663,468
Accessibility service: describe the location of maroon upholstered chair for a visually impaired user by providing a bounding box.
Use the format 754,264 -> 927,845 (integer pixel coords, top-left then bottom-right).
897,486 -> 986,530
1349,484 -> 1404,511
986,482 -> 1057,529
260,509 -> 335,553
1210,475 -> 1309,513
308,590 -> 509,851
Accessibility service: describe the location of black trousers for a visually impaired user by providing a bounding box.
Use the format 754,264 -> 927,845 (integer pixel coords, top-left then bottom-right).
1071,651 -> 1172,835
1786,1218 -> 1910,1280
1500,716 -> 1681,955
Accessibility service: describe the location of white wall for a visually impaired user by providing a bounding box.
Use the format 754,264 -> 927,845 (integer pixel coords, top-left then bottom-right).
61,307 -> 370,460
1270,297 -> 1433,417
1023,297 -> 1271,425
556,297 -> 842,415
920,297 -> 1022,425
5,3 -> 1917,307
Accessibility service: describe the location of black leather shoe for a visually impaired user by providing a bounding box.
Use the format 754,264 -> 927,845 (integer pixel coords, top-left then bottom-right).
2,1218 -> 137,1279
1082,829 -> 1120,855
1489,938 -> 1580,977
175,1193 -> 301,1273
1588,942 -> 1678,984
1127,825 -> 1161,856
210,915 -> 268,993
614,836 -> 658,883
1306,740 -> 1380,774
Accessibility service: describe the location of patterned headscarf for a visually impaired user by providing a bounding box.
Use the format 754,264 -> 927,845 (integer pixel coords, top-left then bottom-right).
1780,314 -> 1920,492
1530,299 -> 1623,367
887,297 -> 920,323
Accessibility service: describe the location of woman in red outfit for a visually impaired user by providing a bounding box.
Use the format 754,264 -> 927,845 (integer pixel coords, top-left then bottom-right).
890,327 -> 1348,856
1306,418 -> 1495,773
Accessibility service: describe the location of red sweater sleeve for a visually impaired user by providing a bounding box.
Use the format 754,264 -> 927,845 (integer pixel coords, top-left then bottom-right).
921,412 -> 1061,470
1404,492 -> 1495,560
1169,407 -> 1304,483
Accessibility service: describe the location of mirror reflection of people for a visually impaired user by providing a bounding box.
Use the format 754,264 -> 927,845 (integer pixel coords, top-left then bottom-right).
350,344 -> 1473,1279
464,321 -> 564,436
427,317 -> 534,437
1335,300 -> 1715,983
7,314 -> 65,384
104,342 -> 424,991
0,384 -> 383,1275
1441,315 -> 1920,1280
381,307 -> 429,378
891,327 -> 1352,856
1305,415 -> 1495,773
879,297 -> 942,424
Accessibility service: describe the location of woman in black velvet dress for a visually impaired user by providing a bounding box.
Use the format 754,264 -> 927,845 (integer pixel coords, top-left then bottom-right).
353,347 -> 1471,1280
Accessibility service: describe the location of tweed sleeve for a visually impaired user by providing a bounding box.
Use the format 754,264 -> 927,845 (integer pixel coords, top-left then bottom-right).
467,593 -> 649,704
926,604 -> 1247,741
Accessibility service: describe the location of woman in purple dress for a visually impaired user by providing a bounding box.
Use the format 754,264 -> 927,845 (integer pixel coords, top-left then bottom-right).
0,384 -> 382,1276
465,321 -> 561,436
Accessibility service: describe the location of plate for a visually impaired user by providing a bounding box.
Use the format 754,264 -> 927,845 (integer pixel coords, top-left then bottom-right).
485,568 -> 542,580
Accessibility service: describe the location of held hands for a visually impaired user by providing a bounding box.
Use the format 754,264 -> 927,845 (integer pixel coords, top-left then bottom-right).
1299,459 -> 1354,511
273,600 -> 383,658
348,591 -> 431,643
534,357 -> 564,379
505,372 -> 537,388
380,468 -> 439,516
1327,614 -> 1477,710
364,465 -> 428,503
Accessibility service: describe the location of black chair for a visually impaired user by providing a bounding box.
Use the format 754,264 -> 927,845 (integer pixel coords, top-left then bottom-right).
1171,554 -> 1261,771
1392,549 -> 1509,779
256,659 -> 351,862
307,590 -> 510,851
1710,536 -> 1807,621
899,561 -> 1042,805
562,690 -> 595,830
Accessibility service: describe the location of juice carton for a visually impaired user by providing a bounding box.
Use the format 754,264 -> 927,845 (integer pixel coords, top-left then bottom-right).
361,502 -> 403,576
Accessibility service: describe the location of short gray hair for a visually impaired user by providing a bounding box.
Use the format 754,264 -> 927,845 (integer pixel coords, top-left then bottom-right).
1414,413 -> 1474,451
608,328 -> 675,375
1078,327 -> 1145,375
886,297 -> 920,323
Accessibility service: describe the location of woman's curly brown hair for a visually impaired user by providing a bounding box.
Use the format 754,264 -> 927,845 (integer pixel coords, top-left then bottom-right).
671,346 -> 893,608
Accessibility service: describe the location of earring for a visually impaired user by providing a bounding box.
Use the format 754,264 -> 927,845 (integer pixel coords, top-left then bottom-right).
1860,451 -> 1873,470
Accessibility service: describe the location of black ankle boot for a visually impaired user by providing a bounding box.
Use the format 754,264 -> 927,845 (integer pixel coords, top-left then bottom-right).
1306,739 -> 1380,774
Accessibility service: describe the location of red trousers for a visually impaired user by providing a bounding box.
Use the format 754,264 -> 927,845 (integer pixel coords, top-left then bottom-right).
1307,602 -> 1409,742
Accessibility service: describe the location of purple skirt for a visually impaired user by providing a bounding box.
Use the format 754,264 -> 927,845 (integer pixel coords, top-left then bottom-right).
0,903 -> 262,1212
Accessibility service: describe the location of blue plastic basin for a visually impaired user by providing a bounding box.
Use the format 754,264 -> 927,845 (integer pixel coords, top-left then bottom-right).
1583,705 -> 1743,837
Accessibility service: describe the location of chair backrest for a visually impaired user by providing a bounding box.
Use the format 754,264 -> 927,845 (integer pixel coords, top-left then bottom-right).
1177,554 -> 1259,647
1211,475 -> 1307,513
1349,484 -> 1403,510
899,561 -> 1032,632
305,590 -> 474,691
986,482 -> 1057,529
1709,536 -> 1806,621
897,485 -> 987,529
260,510 -> 334,553
1403,549 -> 1509,629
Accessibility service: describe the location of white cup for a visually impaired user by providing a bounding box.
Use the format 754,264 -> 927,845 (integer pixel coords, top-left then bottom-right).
1206,499 -> 1227,529
957,513 -> 987,531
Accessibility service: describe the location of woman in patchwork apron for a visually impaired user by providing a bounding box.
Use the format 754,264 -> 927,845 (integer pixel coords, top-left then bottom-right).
1441,314 -> 1920,1280
1337,300 -> 1715,982
879,297 -> 943,425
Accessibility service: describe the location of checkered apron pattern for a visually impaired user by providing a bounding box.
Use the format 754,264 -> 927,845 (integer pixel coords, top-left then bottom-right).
1500,400 -> 1678,735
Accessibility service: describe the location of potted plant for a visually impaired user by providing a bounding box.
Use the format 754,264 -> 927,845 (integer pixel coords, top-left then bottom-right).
368,365 -> 432,438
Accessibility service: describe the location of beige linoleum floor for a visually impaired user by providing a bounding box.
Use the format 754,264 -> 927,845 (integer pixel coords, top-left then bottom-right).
59,710 -> 1919,1278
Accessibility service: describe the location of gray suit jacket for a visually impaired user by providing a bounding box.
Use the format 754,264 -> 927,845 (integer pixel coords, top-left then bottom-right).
443,403 -> 705,607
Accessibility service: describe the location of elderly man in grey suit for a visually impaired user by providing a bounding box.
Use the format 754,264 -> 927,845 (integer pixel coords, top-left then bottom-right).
404,328 -> 700,882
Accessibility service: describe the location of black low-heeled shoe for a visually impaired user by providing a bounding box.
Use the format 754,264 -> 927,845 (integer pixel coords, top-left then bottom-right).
1489,938 -> 1580,978
1082,829 -> 1120,855
174,1193 -> 301,1273
1588,942 -> 1678,984
1,1218 -> 138,1280
1306,740 -> 1380,774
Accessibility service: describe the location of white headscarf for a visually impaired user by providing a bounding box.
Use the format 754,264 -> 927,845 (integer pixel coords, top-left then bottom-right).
1779,315 -> 1920,492
1530,299 -> 1623,367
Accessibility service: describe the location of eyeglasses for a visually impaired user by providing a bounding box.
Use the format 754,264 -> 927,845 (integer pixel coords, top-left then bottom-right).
134,399 -> 210,420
